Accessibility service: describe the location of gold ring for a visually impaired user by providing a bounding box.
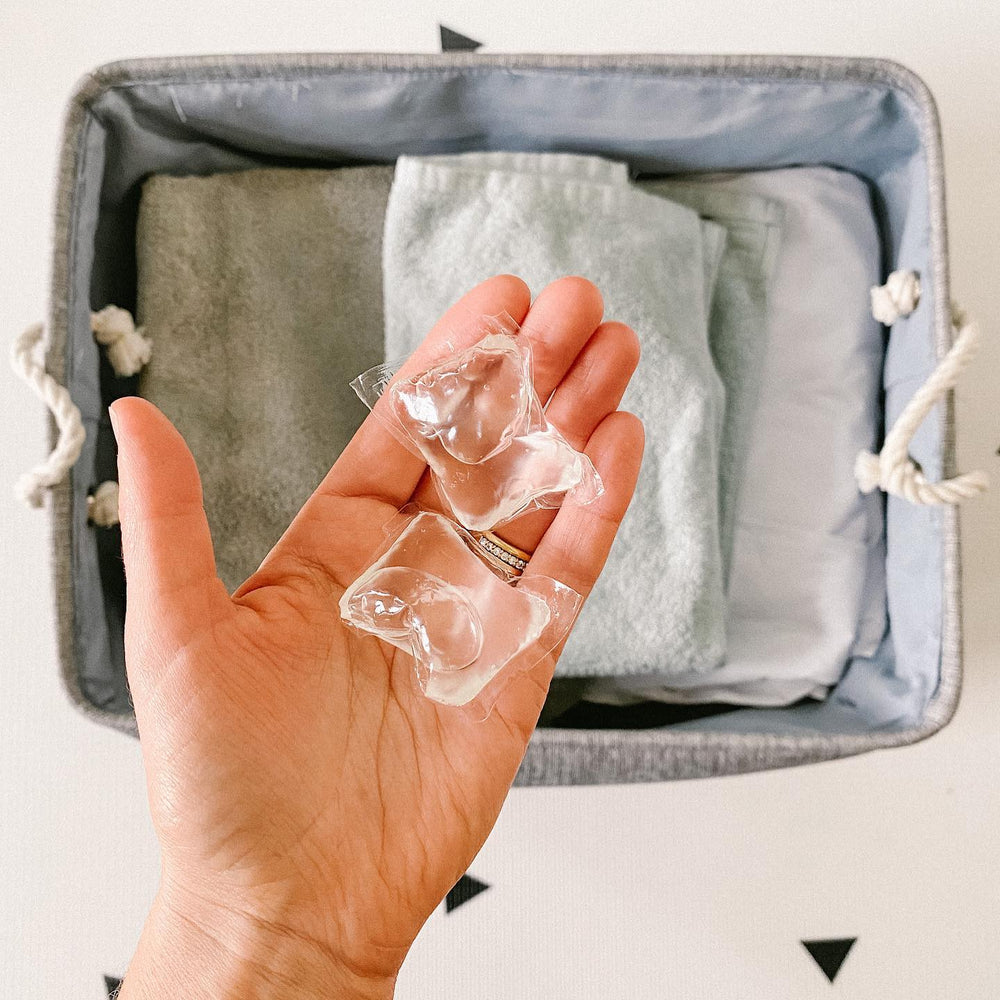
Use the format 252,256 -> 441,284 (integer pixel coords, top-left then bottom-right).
474,531 -> 533,577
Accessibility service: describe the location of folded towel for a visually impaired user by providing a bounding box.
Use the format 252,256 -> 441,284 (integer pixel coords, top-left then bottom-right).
137,166 -> 394,592
640,181 -> 784,578
542,179 -> 783,718
410,150 -> 630,185
383,152 -> 728,677
384,153 -> 726,356
585,166 -> 885,707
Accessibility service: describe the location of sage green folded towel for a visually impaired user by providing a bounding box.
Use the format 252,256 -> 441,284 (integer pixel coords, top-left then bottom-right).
136,166 -> 394,592
383,152 -> 729,677
639,180 -> 784,577
540,173 -> 784,713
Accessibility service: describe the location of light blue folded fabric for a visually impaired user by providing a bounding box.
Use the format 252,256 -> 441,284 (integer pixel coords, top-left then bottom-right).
586,166 -> 884,707
383,152 -> 728,677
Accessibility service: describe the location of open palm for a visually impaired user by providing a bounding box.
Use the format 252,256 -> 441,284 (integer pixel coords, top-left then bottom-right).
113,275 -> 643,993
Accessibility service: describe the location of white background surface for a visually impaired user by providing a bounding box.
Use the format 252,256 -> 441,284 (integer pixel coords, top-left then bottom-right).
1,3 -> 998,997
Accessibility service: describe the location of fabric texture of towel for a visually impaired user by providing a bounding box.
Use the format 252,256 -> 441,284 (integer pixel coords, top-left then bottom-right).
136,166 -> 394,593
407,150 -> 630,184
585,166 -> 885,708
542,177 -> 784,718
640,180 -> 784,578
383,152 -> 729,677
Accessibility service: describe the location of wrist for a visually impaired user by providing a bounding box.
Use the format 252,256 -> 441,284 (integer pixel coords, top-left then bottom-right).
118,881 -> 396,1000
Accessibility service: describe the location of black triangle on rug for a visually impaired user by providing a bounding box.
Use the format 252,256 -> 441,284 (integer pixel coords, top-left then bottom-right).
445,873 -> 490,912
104,974 -> 123,998
440,25 -> 483,52
801,938 -> 857,983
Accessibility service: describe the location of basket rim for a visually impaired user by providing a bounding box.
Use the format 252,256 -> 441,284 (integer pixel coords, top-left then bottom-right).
45,52 -> 961,778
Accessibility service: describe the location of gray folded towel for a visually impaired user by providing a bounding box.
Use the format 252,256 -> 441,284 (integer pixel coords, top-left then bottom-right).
136,166 -> 394,592
383,153 -> 729,677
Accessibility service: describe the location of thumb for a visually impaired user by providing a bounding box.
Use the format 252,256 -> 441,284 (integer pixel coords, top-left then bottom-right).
109,397 -> 230,657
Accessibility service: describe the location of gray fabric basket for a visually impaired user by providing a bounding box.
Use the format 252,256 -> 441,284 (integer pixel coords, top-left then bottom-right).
44,52 -> 961,785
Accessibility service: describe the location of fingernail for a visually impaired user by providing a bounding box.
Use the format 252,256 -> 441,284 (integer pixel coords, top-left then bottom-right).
108,399 -> 122,438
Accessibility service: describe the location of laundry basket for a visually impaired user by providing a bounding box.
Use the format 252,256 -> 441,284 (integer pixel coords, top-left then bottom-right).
36,52 -> 964,784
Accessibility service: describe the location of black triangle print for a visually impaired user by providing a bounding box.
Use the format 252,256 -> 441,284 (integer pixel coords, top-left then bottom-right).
801,938 -> 857,983
440,25 -> 483,52
104,974 -> 123,998
445,873 -> 490,912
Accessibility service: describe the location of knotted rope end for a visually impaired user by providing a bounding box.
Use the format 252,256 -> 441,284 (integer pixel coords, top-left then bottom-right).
91,305 -> 152,377
854,451 -> 883,494
87,480 -> 121,527
871,270 -> 921,326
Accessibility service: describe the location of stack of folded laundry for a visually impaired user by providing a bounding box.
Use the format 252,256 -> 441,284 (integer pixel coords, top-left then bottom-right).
134,151 -> 885,712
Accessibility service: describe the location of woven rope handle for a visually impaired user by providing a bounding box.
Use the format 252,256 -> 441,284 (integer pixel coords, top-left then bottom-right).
10,307 -> 149,514
855,290 -> 989,505
10,322 -> 86,507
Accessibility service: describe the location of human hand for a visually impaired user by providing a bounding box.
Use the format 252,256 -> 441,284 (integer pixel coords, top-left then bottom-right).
113,275 -> 643,999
